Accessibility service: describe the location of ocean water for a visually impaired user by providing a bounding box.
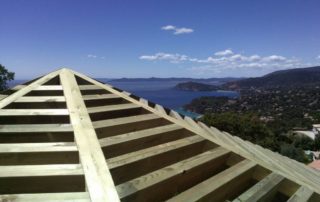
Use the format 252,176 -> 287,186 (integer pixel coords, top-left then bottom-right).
104,80 -> 238,117
8,79 -> 238,118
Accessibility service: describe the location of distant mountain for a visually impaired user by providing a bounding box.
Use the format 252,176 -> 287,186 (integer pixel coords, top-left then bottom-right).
174,81 -> 220,91
110,77 -> 241,85
225,66 -> 320,89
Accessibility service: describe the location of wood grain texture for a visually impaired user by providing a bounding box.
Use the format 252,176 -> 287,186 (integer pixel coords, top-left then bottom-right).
60,69 -> 120,202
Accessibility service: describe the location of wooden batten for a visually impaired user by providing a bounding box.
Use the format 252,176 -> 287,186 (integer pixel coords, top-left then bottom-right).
15,96 -> 66,102
233,172 -> 284,202
0,192 -> 90,202
108,136 -> 210,184
99,124 -> 187,158
116,147 -> 231,201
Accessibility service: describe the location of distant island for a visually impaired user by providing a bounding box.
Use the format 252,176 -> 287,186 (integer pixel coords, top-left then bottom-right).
110,77 -> 241,85
174,81 -> 220,91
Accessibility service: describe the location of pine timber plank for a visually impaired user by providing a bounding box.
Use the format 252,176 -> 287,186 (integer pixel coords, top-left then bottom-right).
167,159 -> 257,202
107,135 -> 205,170
14,85 -> 103,91
99,124 -> 186,157
0,164 -> 85,194
0,109 -> 69,116
116,147 -> 230,201
287,186 -> 314,202
107,136 -> 210,184
0,142 -> 79,165
0,192 -> 90,202
0,164 -> 83,177
197,122 -> 320,195
87,103 -> 140,114
233,172 -> 284,202
92,114 -> 161,129
72,69 -> 320,195
0,70 -> 60,109
82,94 -> 120,101
0,95 -> 7,100
93,114 -> 170,139
15,96 -> 66,102
0,124 -> 73,133
60,69 -> 120,202
0,142 -> 76,153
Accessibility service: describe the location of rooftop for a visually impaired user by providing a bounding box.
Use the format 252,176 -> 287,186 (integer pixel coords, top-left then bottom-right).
0,68 -> 319,202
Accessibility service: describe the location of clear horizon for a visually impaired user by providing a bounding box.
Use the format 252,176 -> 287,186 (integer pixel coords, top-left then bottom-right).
1,0 -> 320,79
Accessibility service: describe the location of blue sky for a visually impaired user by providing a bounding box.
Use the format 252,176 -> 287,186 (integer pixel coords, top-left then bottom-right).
1,0 -> 320,79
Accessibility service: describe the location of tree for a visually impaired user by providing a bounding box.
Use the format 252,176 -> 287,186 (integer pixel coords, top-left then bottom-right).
314,134 -> 320,150
280,143 -> 309,163
0,64 -> 15,91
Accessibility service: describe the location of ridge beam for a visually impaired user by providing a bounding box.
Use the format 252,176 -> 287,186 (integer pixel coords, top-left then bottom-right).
60,69 -> 120,202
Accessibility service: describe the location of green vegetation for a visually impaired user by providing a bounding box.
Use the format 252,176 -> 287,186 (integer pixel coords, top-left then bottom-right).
186,87 -> 320,132
0,64 -> 15,91
200,112 -> 317,163
174,81 -> 219,91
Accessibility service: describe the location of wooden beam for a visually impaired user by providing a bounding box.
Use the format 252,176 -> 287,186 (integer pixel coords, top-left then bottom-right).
0,192 -> 90,202
0,164 -> 85,194
34,85 -> 63,90
0,164 -> 83,177
108,136 -> 208,184
83,94 -> 120,101
0,142 -> 76,153
108,135 -> 205,170
233,172 -> 284,202
99,124 -> 186,157
60,69 -> 120,202
116,147 -> 230,201
93,114 -> 169,139
0,70 -> 61,109
197,122 -> 320,195
168,159 -> 256,202
287,186 -> 314,202
0,142 -> 79,165
92,114 -> 160,129
0,124 -> 73,133
0,94 -> 7,100
79,85 -> 103,90
14,85 -> 103,91
87,103 -> 140,114
0,109 -> 69,116
71,68 -> 320,195
15,96 -> 66,102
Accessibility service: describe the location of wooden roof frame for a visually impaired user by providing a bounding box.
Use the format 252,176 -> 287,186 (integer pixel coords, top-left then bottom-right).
0,68 -> 319,201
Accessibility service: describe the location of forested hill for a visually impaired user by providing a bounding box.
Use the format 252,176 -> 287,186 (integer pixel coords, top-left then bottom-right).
225,66 -> 320,89
174,81 -> 219,91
